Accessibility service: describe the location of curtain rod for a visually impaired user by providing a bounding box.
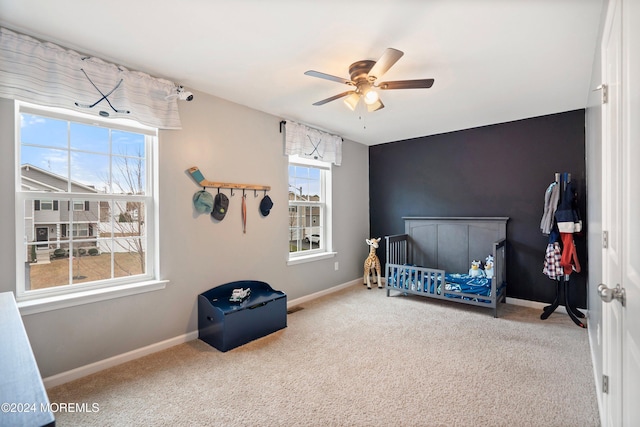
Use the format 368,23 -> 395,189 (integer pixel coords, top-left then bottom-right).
278,120 -> 343,141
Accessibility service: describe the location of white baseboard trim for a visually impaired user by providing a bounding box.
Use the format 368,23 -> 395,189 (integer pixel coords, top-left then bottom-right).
43,278 -> 362,389
287,278 -> 362,308
43,330 -> 199,389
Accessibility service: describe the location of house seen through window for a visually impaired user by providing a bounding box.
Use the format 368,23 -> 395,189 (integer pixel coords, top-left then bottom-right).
16,103 -> 158,300
288,155 -> 331,258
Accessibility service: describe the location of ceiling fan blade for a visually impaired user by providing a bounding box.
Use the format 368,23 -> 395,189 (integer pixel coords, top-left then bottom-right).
368,48 -> 404,80
312,91 -> 356,106
378,79 -> 435,90
304,70 -> 353,86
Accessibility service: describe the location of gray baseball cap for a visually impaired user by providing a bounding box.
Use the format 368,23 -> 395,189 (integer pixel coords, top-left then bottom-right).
211,193 -> 229,220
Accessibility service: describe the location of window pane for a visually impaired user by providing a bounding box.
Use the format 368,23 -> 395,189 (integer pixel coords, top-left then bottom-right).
21,146 -> 69,185
20,114 -> 68,148
27,251 -> 71,290
307,227 -> 321,249
70,122 -> 109,153
112,155 -> 146,195
288,205 -> 303,253
70,151 -> 110,192
113,239 -> 145,278
97,199 -> 144,238
289,165 -> 322,202
113,130 -> 145,159
310,206 -> 321,226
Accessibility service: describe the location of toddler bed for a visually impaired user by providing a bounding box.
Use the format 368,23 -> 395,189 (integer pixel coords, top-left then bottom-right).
385,217 -> 508,317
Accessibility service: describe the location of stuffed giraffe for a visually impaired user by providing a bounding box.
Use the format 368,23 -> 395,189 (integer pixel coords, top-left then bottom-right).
364,238 -> 382,289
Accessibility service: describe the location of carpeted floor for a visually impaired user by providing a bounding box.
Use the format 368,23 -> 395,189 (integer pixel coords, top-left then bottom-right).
47,284 -> 600,426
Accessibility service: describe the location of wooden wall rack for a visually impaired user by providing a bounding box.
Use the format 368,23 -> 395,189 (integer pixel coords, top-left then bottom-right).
188,166 -> 271,192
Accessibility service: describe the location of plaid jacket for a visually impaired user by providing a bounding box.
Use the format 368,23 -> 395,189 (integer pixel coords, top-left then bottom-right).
543,242 -> 563,280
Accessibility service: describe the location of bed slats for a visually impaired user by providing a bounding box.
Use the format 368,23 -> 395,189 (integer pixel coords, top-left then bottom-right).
385,233 -> 408,265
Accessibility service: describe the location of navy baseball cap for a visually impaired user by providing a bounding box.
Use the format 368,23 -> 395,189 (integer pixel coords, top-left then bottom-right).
259,195 -> 273,216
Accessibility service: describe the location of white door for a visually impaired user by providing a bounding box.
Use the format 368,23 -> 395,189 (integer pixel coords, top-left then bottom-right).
601,0 -> 640,425
620,0 -> 640,424
601,0 -> 622,424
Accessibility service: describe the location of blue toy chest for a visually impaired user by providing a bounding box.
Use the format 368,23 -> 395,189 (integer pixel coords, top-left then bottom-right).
198,280 -> 287,352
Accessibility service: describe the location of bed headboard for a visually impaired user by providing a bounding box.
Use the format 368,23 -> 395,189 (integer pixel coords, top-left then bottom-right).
403,217 -> 508,273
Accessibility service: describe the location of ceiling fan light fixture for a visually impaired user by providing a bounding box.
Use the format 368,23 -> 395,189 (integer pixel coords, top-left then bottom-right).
366,98 -> 384,112
343,93 -> 361,111
363,89 -> 379,105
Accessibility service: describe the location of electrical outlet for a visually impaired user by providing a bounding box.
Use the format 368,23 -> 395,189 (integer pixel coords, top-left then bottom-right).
334,262 -> 339,271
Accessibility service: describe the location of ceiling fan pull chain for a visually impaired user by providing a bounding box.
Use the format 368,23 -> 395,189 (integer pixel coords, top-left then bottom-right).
357,99 -> 368,130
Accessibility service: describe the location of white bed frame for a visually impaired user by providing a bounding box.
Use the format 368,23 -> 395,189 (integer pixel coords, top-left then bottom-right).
385,217 -> 508,317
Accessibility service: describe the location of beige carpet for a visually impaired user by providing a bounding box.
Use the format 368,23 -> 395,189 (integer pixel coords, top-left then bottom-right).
47,284 -> 600,426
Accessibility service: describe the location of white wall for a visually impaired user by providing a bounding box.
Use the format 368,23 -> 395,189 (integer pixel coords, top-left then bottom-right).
0,91 -> 370,378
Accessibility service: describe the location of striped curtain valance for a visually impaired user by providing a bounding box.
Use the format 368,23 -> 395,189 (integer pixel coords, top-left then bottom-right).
0,27 -> 182,129
284,121 -> 342,166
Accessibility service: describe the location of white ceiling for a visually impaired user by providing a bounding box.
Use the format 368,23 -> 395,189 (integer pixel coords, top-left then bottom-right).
0,0 -> 604,145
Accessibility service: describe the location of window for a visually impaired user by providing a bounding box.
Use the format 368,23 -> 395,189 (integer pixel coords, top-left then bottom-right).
16,102 -> 160,305
288,155 -> 332,261
73,201 -> 87,211
71,224 -> 89,238
39,200 -> 54,210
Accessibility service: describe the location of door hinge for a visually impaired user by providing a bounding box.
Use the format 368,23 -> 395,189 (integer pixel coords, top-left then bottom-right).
603,374 -> 609,394
596,84 -> 608,104
603,230 -> 609,249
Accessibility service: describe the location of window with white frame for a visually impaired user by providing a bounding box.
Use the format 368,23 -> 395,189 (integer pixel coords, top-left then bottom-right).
71,224 -> 90,238
73,200 -> 87,211
39,200 -> 54,210
288,155 -> 332,259
16,102 -> 158,301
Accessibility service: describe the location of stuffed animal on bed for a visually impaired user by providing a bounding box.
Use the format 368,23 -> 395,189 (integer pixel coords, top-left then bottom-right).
484,255 -> 494,278
468,260 -> 485,277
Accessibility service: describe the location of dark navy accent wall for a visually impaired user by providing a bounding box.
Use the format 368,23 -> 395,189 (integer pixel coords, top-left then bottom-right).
369,110 -> 587,307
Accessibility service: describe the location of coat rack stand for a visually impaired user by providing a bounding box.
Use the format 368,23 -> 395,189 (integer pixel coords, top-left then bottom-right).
541,277 -> 586,327
540,172 -> 586,328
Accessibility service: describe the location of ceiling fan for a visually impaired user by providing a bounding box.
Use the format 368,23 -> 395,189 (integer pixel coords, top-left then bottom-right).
304,48 -> 434,112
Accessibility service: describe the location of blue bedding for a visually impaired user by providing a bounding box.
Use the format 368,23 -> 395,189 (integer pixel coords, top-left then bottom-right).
387,265 -> 498,304
444,273 -> 491,296
442,273 -> 492,303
